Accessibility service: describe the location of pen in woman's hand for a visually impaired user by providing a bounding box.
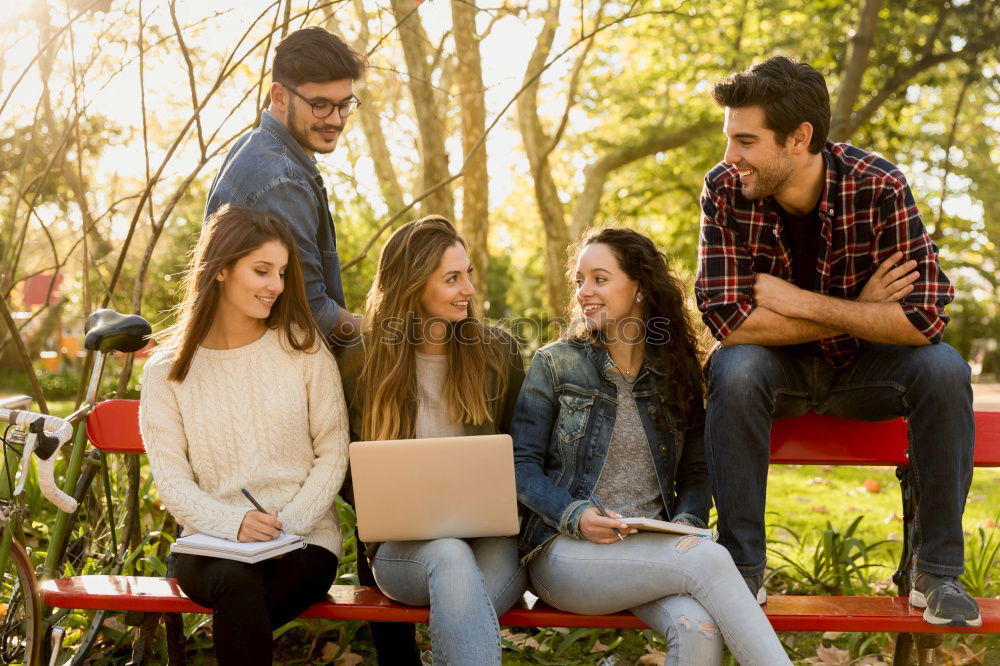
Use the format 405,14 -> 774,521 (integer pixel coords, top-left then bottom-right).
589,493 -> 625,542
241,488 -> 283,534
241,488 -> 266,513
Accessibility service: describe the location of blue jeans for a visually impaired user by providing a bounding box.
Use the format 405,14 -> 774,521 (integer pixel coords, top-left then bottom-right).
706,343 -> 974,577
529,533 -> 790,665
371,536 -> 526,666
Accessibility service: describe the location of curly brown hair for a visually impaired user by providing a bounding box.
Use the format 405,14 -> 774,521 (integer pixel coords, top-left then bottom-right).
565,226 -> 705,429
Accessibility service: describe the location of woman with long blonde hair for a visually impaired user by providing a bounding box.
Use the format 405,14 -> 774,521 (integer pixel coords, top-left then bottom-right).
339,216 -> 526,665
140,204 -> 349,665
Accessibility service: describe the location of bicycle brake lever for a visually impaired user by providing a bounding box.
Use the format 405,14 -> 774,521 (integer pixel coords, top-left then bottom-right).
13,430 -> 37,497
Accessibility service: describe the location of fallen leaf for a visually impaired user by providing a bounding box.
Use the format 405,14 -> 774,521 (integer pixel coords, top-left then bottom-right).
863,478 -> 880,493
869,579 -> 894,594
806,477 -> 832,486
319,642 -> 341,663
812,506 -> 828,514
884,511 -> 902,523
821,631 -> 843,640
854,657 -> 889,665
0,603 -> 7,618
523,637 -> 549,652
590,639 -> 610,653
941,643 -> 986,665
803,644 -> 851,665
101,616 -> 127,632
985,519 -> 996,528
639,652 -> 667,665
335,650 -> 364,666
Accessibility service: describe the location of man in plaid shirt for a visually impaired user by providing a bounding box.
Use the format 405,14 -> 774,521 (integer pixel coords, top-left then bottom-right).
695,56 -> 979,627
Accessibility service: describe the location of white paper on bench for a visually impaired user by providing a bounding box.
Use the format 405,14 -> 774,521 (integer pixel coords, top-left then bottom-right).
170,532 -> 306,563
620,518 -> 718,540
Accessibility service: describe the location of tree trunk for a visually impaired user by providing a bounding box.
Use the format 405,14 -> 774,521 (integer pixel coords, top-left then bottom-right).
390,0 -> 455,221
517,0 -> 571,314
450,0 -> 489,302
341,4 -> 407,216
830,0 -> 884,142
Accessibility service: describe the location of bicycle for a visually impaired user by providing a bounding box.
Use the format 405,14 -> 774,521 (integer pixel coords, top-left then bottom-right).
0,309 -> 151,665
1,401 -> 76,665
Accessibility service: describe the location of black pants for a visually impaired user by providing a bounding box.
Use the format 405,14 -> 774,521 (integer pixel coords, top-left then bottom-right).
174,545 -> 337,666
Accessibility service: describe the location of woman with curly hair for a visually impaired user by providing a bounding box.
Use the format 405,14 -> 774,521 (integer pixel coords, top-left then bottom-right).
512,227 -> 790,665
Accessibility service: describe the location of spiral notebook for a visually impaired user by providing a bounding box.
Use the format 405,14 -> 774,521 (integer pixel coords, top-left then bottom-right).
170,532 -> 306,563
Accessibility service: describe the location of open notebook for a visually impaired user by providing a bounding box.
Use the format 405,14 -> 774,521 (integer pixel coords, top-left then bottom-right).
620,518 -> 717,540
170,532 -> 306,564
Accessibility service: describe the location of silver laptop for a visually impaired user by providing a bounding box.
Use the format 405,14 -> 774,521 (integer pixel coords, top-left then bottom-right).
349,434 -> 519,542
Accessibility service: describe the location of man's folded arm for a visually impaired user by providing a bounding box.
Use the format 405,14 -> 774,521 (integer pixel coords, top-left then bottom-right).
720,305 -> 841,346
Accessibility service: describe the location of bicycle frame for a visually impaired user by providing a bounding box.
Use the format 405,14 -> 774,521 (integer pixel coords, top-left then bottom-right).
0,350 -> 109,583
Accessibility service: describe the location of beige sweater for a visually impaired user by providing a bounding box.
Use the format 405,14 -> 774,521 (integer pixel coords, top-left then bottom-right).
139,328 -> 350,557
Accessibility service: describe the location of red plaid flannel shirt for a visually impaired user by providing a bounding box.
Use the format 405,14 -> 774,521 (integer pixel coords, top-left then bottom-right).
695,141 -> 953,368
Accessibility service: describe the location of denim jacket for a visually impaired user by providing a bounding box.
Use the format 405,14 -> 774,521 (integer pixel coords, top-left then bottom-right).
511,338 -> 712,559
206,111 -> 346,335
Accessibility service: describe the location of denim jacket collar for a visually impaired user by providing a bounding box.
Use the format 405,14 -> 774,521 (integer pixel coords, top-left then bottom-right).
581,337 -> 667,385
258,111 -> 321,182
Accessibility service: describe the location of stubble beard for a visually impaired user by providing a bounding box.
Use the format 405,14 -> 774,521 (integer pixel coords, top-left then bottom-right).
741,151 -> 795,200
286,102 -> 341,155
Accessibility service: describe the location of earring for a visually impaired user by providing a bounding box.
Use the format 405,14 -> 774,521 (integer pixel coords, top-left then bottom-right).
635,295 -> 642,303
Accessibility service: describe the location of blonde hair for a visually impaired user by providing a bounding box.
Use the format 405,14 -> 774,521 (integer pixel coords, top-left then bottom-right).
358,216 -> 507,440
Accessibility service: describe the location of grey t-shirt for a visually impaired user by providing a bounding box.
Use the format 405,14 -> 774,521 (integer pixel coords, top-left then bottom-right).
414,352 -> 464,439
592,372 -> 665,519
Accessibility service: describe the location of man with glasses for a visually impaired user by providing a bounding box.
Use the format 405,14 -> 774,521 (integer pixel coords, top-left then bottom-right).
206,26 -> 365,342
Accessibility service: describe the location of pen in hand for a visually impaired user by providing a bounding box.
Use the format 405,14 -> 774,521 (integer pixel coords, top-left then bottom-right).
589,493 -> 625,542
241,488 -> 283,535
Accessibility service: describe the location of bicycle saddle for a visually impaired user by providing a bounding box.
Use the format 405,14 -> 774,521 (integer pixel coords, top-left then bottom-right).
84,309 -> 152,353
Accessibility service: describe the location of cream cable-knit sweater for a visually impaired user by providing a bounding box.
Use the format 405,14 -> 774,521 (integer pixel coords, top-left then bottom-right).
139,328 -> 350,557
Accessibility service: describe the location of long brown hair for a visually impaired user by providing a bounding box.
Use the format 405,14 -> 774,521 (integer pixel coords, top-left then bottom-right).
358,216 -> 508,440
160,204 -> 319,382
565,227 -> 705,429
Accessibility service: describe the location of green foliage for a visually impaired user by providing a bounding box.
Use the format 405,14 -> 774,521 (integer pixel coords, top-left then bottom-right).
767,516 -> 892,596
963,520 -> 1000,598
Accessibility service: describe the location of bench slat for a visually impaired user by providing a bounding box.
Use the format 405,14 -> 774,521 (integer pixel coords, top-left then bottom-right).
770,412 -> 1000,466
40,578 -> 1000,634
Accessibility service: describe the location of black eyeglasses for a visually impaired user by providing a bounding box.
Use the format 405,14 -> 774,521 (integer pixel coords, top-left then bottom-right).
283,84 -> 362,119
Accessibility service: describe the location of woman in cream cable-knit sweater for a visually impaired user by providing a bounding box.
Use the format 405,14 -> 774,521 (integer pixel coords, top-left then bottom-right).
140,204 -> 349,666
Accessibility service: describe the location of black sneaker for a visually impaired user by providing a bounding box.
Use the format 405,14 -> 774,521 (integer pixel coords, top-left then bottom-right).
909,571 -> 981,627
743,573 -> 766,605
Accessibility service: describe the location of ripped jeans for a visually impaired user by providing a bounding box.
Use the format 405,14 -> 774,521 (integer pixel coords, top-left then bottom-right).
529,533 -> 790,666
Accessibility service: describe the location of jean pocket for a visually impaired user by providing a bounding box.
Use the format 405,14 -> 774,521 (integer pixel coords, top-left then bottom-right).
556,393 -> 593,445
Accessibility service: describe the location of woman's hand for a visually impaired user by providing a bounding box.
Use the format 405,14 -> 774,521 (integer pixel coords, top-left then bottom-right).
238,510 -> 283,542
578,506 -> 637,544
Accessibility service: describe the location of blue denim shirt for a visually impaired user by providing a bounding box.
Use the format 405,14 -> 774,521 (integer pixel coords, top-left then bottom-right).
205,111 -> 345,335
511,338 -> 712,558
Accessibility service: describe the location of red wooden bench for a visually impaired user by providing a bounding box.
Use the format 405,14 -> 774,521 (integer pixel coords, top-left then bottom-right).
40,401 -> 1000,664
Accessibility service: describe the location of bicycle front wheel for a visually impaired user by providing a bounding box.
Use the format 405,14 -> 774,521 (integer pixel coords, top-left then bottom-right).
0,533 -> 42,666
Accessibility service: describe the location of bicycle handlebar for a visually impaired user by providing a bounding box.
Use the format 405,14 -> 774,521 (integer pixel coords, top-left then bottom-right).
1,407 -> 79,513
